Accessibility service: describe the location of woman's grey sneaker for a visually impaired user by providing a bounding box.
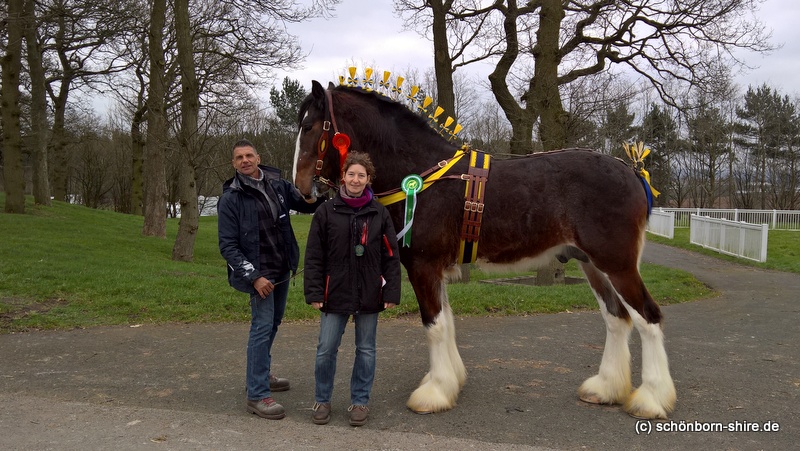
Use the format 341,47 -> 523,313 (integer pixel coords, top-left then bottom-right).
348,405 -> 369,426
246,397 -> 285,420
312,402 -> 331,425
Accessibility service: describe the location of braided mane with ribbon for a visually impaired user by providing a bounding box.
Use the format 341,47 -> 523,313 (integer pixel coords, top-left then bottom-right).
622,141 -> 660,217
338,66 -> 464,141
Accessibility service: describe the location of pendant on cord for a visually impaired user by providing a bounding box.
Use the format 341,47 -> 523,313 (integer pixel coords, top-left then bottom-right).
355,220 -> 368,257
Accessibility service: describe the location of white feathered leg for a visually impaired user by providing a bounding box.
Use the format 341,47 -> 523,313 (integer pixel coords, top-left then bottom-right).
578,295 -> 633,405
623,306 -> 676,419
406,285 -> 466,413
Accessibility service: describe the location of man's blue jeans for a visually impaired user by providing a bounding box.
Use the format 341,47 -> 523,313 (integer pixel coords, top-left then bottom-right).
246,272 -> 289,401
315,311 -> 378,406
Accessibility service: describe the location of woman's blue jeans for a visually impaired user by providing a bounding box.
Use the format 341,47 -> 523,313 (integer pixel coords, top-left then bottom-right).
315,311 -> 378,406
246,272 -> 289,401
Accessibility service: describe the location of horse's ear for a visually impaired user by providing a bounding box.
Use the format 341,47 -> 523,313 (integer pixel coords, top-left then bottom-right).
327,82 -> 336,90
311,80 -> 325,100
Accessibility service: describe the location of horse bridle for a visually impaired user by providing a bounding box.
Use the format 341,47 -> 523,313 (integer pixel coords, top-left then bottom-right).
313,89 -> 350,190
311,87 -> 466,199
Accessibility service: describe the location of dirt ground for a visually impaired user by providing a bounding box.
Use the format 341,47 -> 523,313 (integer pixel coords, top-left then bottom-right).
1,242 -> 798,450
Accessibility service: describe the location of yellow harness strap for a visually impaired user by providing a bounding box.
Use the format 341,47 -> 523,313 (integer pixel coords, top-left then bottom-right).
377,149 -> 467,206
375,147 -> 490,265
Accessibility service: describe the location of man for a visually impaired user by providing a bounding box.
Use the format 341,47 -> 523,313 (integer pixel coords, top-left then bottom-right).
218,139 -> 323,419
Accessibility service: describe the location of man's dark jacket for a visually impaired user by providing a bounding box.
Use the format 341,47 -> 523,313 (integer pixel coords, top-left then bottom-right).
218,165 -> 322,294
303,193 -> 401,314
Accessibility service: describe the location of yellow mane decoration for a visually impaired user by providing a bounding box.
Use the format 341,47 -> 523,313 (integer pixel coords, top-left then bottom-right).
337,66 -> 463,141
623,141 -> 660,197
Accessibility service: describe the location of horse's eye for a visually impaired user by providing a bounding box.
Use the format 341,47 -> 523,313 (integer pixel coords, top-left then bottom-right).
301,119 -> 314,133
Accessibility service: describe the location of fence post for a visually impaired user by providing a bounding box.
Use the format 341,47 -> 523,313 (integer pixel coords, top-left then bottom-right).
772,210 -> 777,230
668,211 -> 675,239
737,223 -> 744,258
760,223 -> 768,262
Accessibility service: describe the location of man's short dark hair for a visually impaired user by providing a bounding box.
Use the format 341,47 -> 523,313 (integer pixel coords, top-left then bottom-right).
232,139 -> 256,154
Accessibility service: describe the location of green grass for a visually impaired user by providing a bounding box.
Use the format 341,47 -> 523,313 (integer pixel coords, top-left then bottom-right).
647,228 -> 800,274
1,196 -> 713,333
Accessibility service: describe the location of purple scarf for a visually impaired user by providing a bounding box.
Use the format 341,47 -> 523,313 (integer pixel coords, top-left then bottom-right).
340,186 -> 373,210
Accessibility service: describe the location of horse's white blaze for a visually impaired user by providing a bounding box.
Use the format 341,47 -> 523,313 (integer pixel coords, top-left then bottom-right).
407,286 -> 466,413
578,295 -> 633,404
292,127 -> 302,184
292,113 -> 307,186
619,300 -> 676,419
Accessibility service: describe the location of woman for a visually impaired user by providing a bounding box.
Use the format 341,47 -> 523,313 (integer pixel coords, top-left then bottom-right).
304,152 -> 401,427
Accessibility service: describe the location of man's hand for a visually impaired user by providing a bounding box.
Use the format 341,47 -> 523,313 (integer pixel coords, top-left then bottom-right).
311,302 -> 323,310
384,303 -> 396,309
253,277 -> 274,298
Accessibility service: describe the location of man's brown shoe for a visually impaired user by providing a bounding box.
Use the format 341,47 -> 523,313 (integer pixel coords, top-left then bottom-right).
311,402 -> 331,425
246,397 -> 285,420
269,374 -> 290,392
348,405 -> 368,426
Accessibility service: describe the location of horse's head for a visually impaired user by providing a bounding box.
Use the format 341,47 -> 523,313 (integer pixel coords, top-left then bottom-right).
294,78 -> 461,200
293,80 -> 347,202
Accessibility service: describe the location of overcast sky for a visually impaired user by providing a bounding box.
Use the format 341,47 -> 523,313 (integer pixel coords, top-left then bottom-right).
274,0 -> 800,99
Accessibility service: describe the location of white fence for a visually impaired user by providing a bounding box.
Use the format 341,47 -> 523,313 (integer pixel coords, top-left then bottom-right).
689,214 -> 769,262
647,209 -> 675,239
661,208 -> 800,231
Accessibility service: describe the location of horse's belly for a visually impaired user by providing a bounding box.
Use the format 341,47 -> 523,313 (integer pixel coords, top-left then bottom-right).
474,245 -> 568,271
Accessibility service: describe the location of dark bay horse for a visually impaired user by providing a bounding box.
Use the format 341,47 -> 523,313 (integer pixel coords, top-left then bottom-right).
293,80 -> 676,419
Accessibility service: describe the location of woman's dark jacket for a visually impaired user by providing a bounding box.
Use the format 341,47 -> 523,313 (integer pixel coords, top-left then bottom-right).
304,192 -> 401,314
218,165 -> 322,295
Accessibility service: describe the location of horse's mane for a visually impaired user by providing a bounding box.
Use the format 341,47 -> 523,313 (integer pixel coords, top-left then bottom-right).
296,68 -> 462,148
330,85 -> 458,149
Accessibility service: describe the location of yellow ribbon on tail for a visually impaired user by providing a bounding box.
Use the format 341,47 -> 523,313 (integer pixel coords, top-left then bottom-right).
623,142 -> 661,198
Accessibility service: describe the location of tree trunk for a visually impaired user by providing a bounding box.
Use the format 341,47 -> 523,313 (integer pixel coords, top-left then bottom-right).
23,0 -> 51,206
172,161 -> 199,261
1,0 -> 26,213
142,0 -> 168,237
531,0 -> 567,152
536,258 -> 565,286
530,0 -> 567,285
171,0 -> 200,261
431,0 -> 455,115
130,106 -> 146,215
508,118 -> 535,155
49,11 -> 80,203
49,90 -> 70,202
487,0 -> 537,155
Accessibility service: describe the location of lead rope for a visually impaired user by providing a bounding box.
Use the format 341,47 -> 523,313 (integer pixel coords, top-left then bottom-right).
272,268 -> 305,286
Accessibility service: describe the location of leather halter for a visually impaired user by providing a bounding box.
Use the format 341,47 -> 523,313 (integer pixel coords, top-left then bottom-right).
314,89 -> 349,189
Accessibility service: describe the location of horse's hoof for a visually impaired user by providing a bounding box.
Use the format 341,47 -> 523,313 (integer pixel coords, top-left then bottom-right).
627,411 -> 666,421
408,407 -> 433,415
579,393 -> 605,404
624,386 -> 674,420
626,408 -> 668,420
624,396 -> 670,419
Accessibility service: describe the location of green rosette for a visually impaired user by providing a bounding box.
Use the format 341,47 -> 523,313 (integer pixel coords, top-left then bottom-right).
399,174 -> 423,247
